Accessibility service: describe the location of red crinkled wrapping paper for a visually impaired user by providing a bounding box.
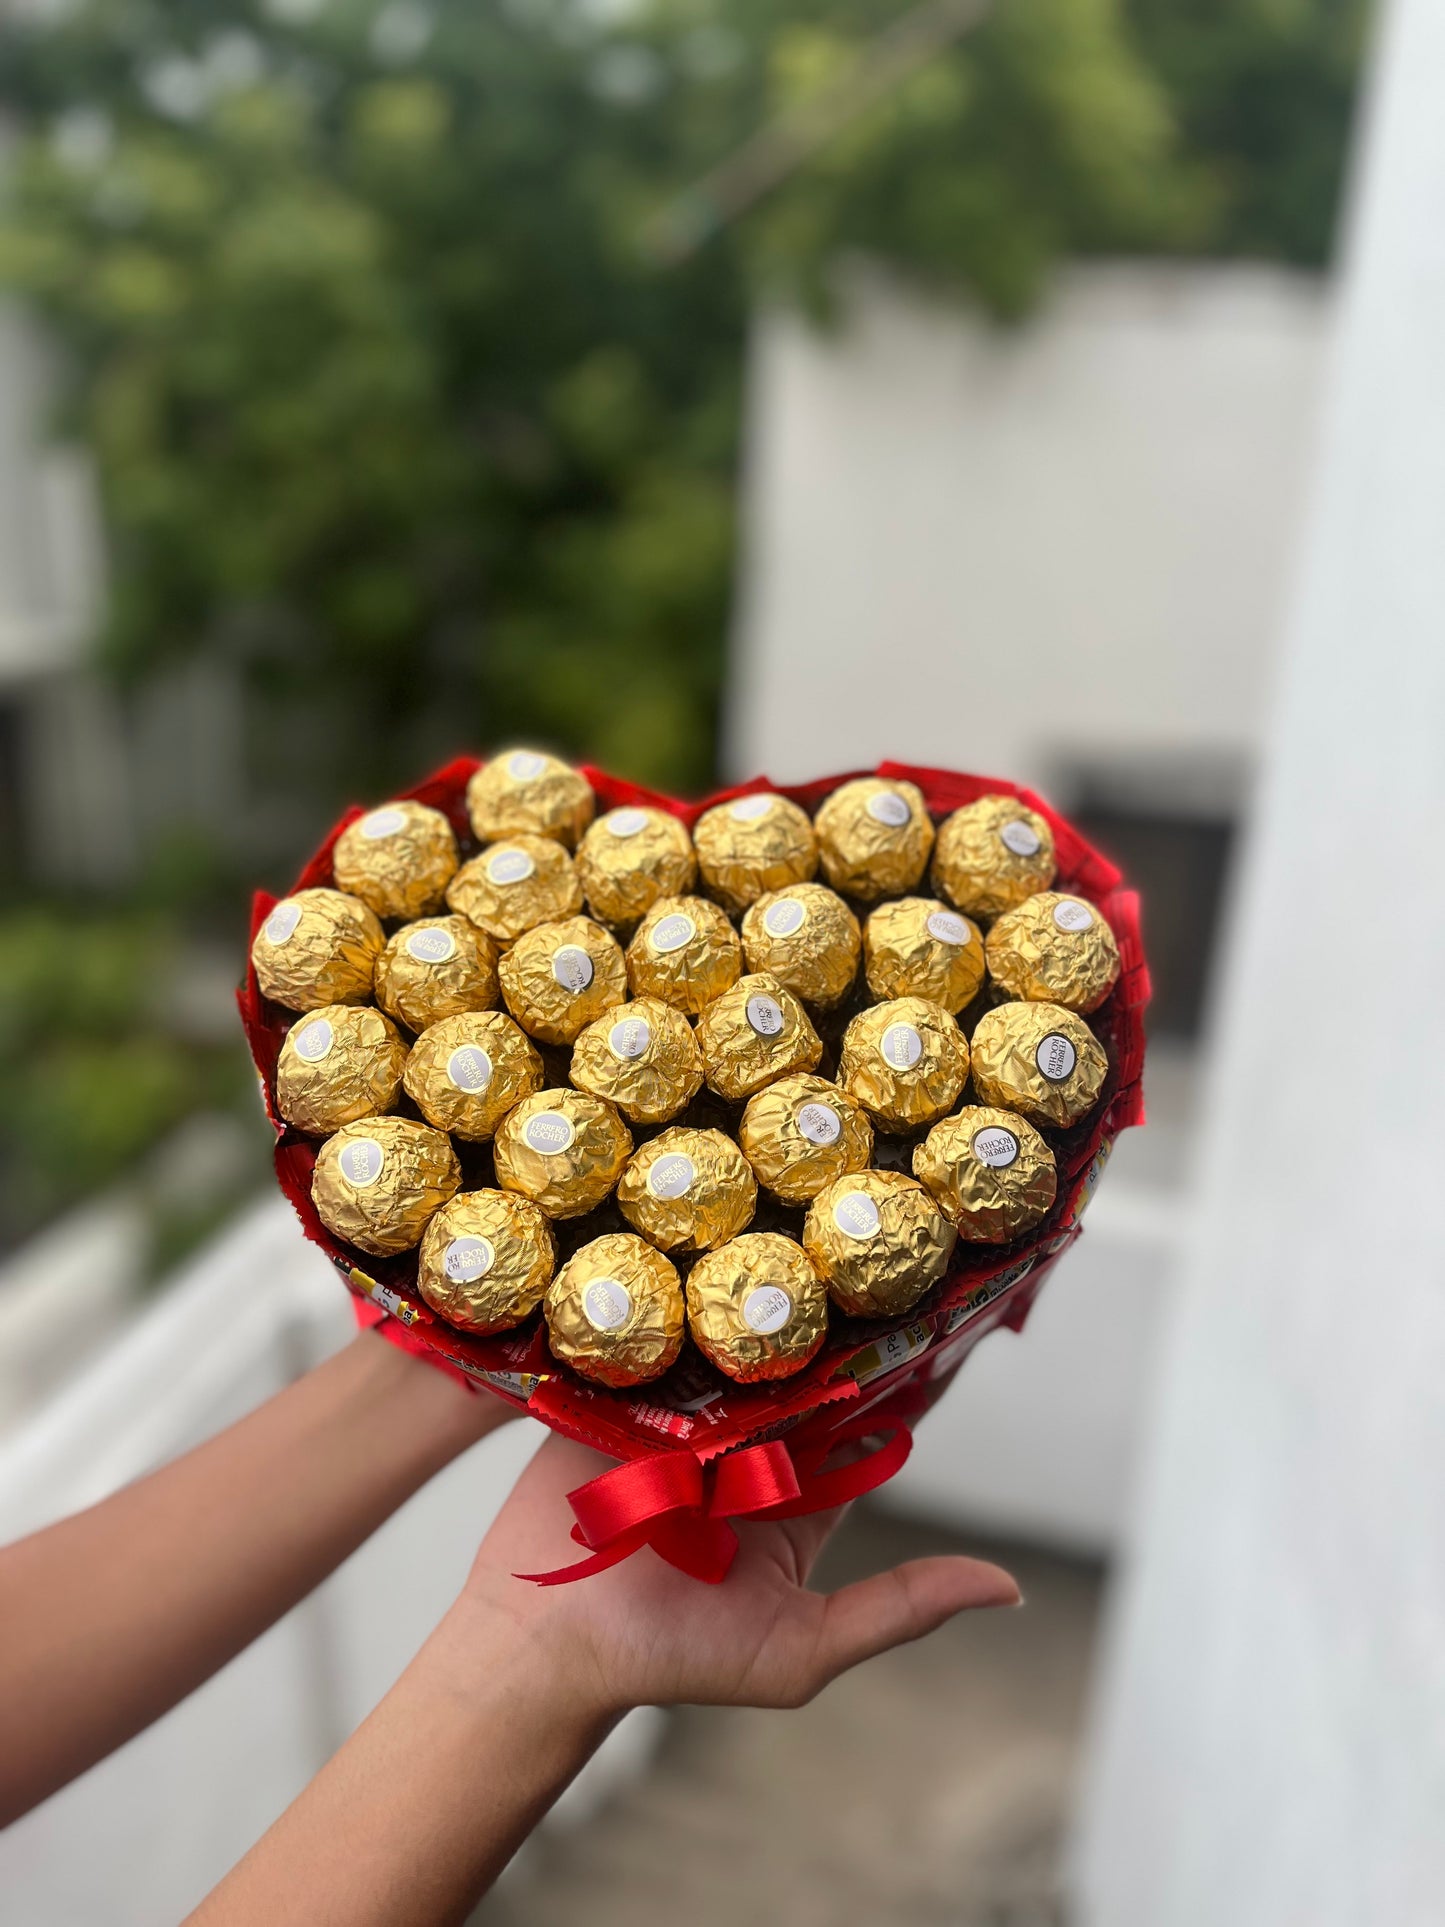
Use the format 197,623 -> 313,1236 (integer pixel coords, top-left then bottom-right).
238,758 -> 1148,1581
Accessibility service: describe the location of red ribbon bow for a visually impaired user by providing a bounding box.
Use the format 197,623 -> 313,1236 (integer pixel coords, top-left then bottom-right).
518,1389 -> 926,1587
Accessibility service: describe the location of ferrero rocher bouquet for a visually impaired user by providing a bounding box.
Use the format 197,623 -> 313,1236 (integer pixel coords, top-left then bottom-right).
241,754 -> 1146,1582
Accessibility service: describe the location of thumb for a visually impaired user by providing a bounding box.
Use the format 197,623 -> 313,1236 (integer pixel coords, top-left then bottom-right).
801,1555 -> 1020,1699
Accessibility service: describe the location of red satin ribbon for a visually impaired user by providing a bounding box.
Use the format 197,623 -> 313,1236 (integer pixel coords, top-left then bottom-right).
518,1387 -> 927,1587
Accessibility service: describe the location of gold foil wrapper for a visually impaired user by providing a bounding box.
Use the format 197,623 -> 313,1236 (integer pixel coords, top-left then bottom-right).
863,897 -> 985,1014
312,1116 -> 460,1257
446,834 -> 583,945
932,794 -> 1056,921
332,800 -> 459,922
693,792 -> 818,914
969,1000 -> 1107,1129
544,1232 -> 684,1386
696,972 -> 823,1102
913,1105 -> 1057,1244
374,916 -> 500,1032
626,896 -> 742,1015
276,1005 -> 408,1136
686,1233 -> 828,1383
740,883 -> 861,1011
416,1188 -> 556,1334
984,892 -> 1121,1014
803,1170 -> 957,1319
576,805 -> 698,929
738,1074 -> 873,1205
497,915 -> 628,1046
466,747 -> 595,849
251,888 -> 383,1012
492,1087 -> 632,1219
402,1009 -> 545,1140
813,778 -> 934,903
569,997 -> 704,1126
838,997 -> 969,1132
615,1127 -> 757,1253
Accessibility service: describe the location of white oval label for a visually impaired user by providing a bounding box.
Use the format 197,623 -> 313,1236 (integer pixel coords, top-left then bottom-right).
339,1137 -> 384,1188
926,910 -> 972,947
609,1015 -> 652,1061
360,806 -> 406,840
294,1017 -> 334,1064
730,794 -> 775,823
264,900 -> 303,945
746,994 -> 785,1038
972,1126 -> 1020,1170
486,847 -> 535,886
444,1235 -> 495,1283
796,1102 -> 842,1147
881,1022 -> 924,1071
650,912 -> 696,954
833,1192 -> 881,1240
606,807 -> 649,838
762,897 -> 807,939
523,1110 -> 576,1155
582,1277 -> 632,1331
406,924 -> 457,964
867,790 -> 911,828
1053,898 -> 1095,932
647,1152 -> 696,1200
1000,818 -> 1042,858
447,1045 -> 493,1094
508,751 -> 547,781
742,1285 -> 793,1336
1036,1034 -> 1078,1083
552,945 -> 594,993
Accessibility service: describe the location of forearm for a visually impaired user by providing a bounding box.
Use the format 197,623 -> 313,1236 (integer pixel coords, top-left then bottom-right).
0,1331 -> 512,1824
187,1601 -> 614,1927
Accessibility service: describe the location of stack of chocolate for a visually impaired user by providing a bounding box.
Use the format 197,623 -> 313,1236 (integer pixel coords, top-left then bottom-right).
251,753 -> 1120,1391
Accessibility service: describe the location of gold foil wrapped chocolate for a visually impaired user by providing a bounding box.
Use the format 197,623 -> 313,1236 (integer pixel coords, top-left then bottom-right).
626,896 -> 742,1015
312,1116 -> 460,1257
813,777 -> 934,903
696,972 -> 823,1102
738,1074 -> 873,1205
251,888 -> 383,1012
576,805 -> 697,929
446,834 -> 583,946
615,1127 -> 757,1253
984,892 -> 1121,1014
838,997 -> 969,1133
740,883 -> 861,1011
544,1232 -> 684,1387
803,1170 -> 957,1319
863,897 -> 985,1015
693,792 -> 818,914
332,800 -> 459,922
932,794 -> 1056,920
686,1233 -> 828,1383
569,997 -> 704,1126
416,1188 -> 556,1334
913,1106 -> 1057,1243
492,1087 -> 632,1219
497,915 -> 628,1046
374,916 -> 499,1032
276,1005 -> 407,1136
969,1000 -> 1107,1129
402,1009 -> 545,1140
466,747 -> 595,849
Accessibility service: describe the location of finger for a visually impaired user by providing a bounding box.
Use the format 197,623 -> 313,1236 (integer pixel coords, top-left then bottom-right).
801,1555 -> 1020,1697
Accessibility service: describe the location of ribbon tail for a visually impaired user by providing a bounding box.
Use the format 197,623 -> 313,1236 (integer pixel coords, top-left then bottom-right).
515,1523 -> 655,1587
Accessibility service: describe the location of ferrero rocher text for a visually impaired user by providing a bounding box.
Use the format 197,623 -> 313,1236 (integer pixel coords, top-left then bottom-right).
544,1232 -> 684,1386
969,1001 -> 1107,1128
402,1009 -> 545,1140
276,1005 -> 407,1135
446,834 -> 583,945
740,883 -> 861,1010
569,997 -> 704,1125
696,972 -> 823,1101
312,1116 -> 460,1257
913,1105 -> 1057,1243
626,895 -> 742,1014
252,889 -> 383,1011
984,892 -> 1121,1013
813,778 -> 934,903
802,1170 -> 956,1319
738,1074 -> 873,1204
615,1127 -> 757,1253
686,1233 -> 828,1382
497,915 -> 628,1046
837,997 -> 969,1132
863,897 -> 985,1014
374,916 -> 499,1032
416,1189 -> 555,1333
492,1087 -> 632,1218
932,794 -> 1056,920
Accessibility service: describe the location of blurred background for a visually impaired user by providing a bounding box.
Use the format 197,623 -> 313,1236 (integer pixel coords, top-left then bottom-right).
4,0 -> 1432,1921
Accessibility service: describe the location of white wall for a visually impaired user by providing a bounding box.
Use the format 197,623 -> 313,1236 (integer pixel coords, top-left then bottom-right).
1076,1 -> 1445,1919
732,261 -> 1329,795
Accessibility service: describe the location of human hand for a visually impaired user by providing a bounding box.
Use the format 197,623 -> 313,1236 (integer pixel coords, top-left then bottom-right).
446,1429 -> 1020,1719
